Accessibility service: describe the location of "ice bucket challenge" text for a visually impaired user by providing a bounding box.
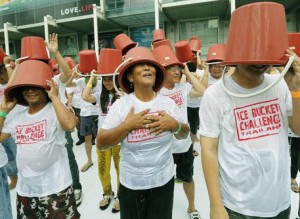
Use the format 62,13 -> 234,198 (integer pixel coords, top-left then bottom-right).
234,100 -> 282,140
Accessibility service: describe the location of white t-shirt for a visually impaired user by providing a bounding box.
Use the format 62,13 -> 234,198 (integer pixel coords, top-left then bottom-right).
187,69 -> 204,108
0,143 -> 8,168
199,74 -> 292,217
160,83 -> 192,153
66,86 -> 84,109
101,93 -> 184,190
53,74 -> 68,104
2,103 -> 72,197
74,78 -> 102,116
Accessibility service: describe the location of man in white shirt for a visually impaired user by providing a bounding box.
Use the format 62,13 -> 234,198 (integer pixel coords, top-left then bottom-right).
200,2 -> 300,218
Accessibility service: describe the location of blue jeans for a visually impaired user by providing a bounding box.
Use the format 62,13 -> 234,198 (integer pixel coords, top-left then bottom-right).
2,137 -> 17,177
0,166 -> 13,219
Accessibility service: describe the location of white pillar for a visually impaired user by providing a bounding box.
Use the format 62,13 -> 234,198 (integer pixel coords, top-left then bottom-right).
93,4 -> 99,62
44,16 -> 50,57
154,0 -> 159,29
3,23 -> 10,55
230,0 -> 236,14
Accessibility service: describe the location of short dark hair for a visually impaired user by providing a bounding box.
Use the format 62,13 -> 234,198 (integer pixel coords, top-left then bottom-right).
0,64 -> 7,75
186,62 -> 196,72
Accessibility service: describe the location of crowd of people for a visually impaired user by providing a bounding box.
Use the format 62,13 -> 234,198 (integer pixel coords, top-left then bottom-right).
1,2 -> 300,219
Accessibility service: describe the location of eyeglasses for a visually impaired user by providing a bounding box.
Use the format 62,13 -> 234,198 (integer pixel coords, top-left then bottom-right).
167,66 -> 182,72
210,64 -> 225,68
210,64 -> 224,69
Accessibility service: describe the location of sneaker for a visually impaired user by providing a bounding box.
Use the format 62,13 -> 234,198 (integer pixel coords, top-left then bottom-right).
188,210 -> 201,219
112,197 -> 120,213
99,192 -> 114,210
76,139 -> 84,146
74,189 -> 82,207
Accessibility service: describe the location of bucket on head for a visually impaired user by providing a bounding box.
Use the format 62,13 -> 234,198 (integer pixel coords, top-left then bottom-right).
288,33 -> 300,57
5,60 -> 53,106
113,33 -> 138,56
21,36 -> 49,61
97,49 -> 122,76
118,47 -> 165,94
175,40 -> 195,63
223,2 -> 288,65
152,29 -> 166,43
152,39 -> 173,51
152,45 -> 184,69
189,36 -> 201,53
206,44 -> 226,63
78,50 -> 98,74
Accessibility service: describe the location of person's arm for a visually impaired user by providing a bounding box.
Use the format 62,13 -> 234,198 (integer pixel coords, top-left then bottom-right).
3,56 -> 13,79
183,63 -> 206,98
82,73 -> 97,103
46,79 -> 77,131
201,136 -> 229,219
97,106 -> 150,149
65,71 -> 78,87
196,50 -> 204,70
46,33 -> 72,83
0,97 -> 16,142
66,90 -> 74,109
285,49 -> 300,135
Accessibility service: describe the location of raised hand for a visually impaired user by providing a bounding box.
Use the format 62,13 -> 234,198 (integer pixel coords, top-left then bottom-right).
46,79 -> 59,100
0,97 -> 17,114
284,48 -> 300,91
45,33 -> 58,54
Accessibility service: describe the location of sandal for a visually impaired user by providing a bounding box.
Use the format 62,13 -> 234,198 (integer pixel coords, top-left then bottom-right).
188,210 -> 201,219
112,197 -> 120,213
81,162 -> 93,172
291,181 -> 299,193
99,192 -> 114,210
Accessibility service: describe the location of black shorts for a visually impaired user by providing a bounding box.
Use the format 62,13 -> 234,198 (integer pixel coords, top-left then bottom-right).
173,144 -> 194,182
80,115 -> 98,136
187,107 -> 199,135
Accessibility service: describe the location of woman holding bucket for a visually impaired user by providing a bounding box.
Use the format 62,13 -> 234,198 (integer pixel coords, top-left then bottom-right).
0,60 -> 80,218
82,48 -> 122,213
97,47 -> 190,219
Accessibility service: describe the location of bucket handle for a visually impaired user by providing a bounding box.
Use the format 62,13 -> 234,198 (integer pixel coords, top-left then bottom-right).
221,56 -> 295,98
112,57 -> 133,97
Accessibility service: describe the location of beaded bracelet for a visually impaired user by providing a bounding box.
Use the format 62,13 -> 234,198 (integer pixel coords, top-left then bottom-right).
173,122 -> 182,135
0,111 -> 7,119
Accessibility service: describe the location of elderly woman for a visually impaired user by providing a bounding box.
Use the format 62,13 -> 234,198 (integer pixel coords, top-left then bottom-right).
97,47 -> 190,219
